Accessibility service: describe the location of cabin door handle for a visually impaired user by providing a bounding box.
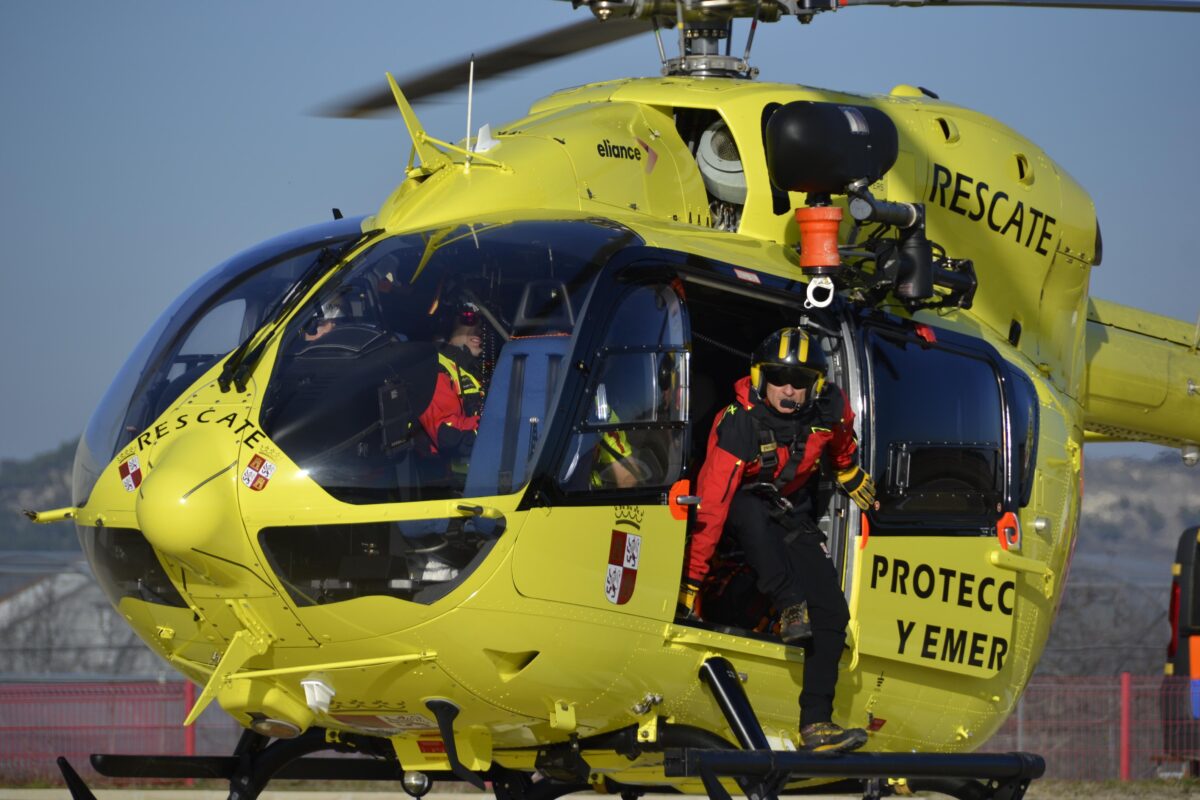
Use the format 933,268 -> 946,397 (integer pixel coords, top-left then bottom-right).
988,549 -> 1055,598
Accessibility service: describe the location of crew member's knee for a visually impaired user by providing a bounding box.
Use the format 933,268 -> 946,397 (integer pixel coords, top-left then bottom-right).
810,596 -> 850,632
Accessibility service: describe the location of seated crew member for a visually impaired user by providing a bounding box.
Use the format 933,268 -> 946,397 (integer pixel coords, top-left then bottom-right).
590,384 -> 641,489
590,357 -> 678,489
418,372 -> 479,467
438,303 -> 487,418
679,327 -> 876,753
416,366 -> 479,462
426,304 -> 487,480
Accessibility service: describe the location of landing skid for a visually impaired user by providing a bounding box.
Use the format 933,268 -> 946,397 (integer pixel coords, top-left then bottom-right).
57,727 -> 447,800
665,747 -> 1043,800
688,656 -> 1044,800
58,736 -> 1041,800
55,656 -> 1043,800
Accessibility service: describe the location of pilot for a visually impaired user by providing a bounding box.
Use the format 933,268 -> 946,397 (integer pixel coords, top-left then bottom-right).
679,327 -> 875,753
302,297 -> 347,341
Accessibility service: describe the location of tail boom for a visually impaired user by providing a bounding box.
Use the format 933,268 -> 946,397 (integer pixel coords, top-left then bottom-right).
1083,298 -> 1200,448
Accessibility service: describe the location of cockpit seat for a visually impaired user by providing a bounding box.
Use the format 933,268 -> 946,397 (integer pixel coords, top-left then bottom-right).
463,336 -> 570,498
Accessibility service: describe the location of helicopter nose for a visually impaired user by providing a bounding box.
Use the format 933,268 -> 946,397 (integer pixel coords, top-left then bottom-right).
135,428 -> 245,581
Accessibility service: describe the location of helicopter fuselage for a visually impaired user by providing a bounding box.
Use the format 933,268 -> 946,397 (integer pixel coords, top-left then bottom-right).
60,76 -> 1200,790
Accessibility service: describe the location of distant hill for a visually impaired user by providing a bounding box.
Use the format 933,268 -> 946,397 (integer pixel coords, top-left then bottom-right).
1079,452 -> 1200,570
1,440 -> 76,550
1040,451 -> 1200,675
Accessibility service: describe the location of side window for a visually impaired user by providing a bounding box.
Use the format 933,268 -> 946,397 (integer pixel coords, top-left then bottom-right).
558,284 -> 689,493
867,329 -> 1004,530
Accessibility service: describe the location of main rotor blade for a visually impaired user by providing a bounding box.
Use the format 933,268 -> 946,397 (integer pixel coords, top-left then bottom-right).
840,0 -> 1200,12
314,17 -> 649,118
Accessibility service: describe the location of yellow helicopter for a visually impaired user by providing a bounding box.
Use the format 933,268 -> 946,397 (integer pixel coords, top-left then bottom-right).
27,1 -> 1200,799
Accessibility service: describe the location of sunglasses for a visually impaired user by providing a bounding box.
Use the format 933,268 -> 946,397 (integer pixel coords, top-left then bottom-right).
762,366 -> 820,389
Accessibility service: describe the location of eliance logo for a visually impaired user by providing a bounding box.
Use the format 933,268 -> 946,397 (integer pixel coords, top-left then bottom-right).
596,138 -> 643,161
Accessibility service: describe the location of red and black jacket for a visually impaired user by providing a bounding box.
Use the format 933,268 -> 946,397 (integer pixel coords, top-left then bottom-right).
684,376 -> 859,583
417,372 -> 480,457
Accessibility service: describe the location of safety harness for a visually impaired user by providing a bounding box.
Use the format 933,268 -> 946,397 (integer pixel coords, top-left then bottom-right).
746,424 -> 808,518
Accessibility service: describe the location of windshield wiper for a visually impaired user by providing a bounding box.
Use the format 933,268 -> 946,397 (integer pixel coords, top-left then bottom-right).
218,229 -> 379,392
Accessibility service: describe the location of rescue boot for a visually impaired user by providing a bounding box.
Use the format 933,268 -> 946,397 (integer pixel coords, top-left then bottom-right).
779,602 -> 811,644
799,721 -> 868,753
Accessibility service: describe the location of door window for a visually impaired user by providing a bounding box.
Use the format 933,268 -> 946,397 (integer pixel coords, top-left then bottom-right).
558,284 -> 689,492
867,328 -> 1005,530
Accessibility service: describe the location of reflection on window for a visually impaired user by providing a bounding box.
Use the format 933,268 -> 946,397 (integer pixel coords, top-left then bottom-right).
869,329 -> 1003,528
559,284 -> 690,493
603,282 -> 688,348
178,299 -> 248,357
587,352 -> 689,425
261,221 -> 636,504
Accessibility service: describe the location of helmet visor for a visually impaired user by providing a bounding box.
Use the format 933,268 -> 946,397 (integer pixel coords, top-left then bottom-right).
761,365 -> 822,393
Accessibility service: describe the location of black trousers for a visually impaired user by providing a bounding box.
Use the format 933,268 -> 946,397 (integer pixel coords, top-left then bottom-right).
726,490 -> 850,728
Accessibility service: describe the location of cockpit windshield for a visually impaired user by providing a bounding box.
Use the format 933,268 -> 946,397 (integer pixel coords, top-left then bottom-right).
260,220 -> 638,504
72,216 -> 366,507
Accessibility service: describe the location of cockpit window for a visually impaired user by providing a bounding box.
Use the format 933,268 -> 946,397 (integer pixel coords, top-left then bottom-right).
260,220 -> 638,505
72,216 -> 366,506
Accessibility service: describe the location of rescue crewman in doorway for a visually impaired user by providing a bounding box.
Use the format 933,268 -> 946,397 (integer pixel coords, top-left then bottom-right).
679,326 -> 876,752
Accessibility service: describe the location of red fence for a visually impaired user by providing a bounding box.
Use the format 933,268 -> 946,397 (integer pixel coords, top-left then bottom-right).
0,681 -> 238,784
985,673 -> 1200,780
2,675 -> 1200,784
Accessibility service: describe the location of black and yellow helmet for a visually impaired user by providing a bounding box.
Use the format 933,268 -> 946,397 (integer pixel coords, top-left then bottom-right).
750,327 -> 827,400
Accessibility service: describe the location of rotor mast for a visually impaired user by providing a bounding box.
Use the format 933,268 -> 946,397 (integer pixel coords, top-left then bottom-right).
577,0 -> 794,78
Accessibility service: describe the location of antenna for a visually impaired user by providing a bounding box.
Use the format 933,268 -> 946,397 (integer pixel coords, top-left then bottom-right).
465,54 -> 475,173
652,16 -> 668,68
675,2 -> 686,61
744,1 -> 761,63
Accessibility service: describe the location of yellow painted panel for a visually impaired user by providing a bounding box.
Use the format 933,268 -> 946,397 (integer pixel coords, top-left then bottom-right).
852,537 -> 1017,678
511,504 -> 683,621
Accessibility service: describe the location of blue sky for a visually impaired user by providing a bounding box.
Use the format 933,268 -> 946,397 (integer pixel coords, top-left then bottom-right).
2,1 -> 1197,461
